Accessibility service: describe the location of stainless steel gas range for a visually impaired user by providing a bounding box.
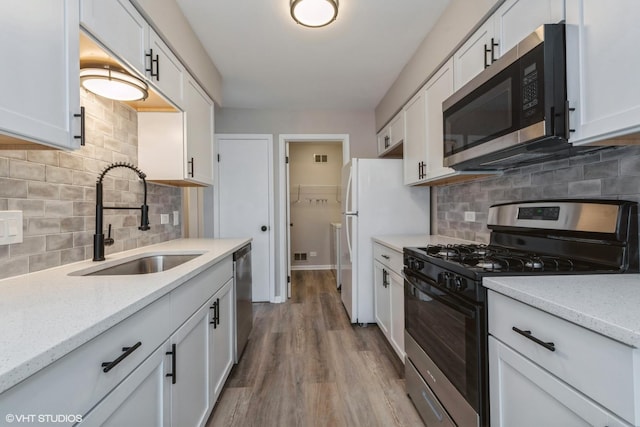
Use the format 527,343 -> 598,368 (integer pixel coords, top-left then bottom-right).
403,199 -> 639,427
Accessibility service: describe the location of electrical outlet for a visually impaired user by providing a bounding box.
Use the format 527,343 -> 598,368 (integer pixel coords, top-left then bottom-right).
173,211 -> 180,226
464,211 -> 476,222
0,211 -> 23,245
310,251 -> 317,257
160,214 -> 169,224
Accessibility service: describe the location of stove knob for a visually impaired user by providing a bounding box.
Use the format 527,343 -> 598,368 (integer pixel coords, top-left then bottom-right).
415,260 -> 424,270
453,276 -> 467,292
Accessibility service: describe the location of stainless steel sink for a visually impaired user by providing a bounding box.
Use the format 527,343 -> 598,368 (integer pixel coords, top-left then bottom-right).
74,254 -> 202,276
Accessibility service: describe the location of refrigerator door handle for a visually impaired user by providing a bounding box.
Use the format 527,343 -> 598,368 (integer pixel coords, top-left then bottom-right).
345,214 -> 353,263
344,167 -> 354,263
344,211 -> 358,216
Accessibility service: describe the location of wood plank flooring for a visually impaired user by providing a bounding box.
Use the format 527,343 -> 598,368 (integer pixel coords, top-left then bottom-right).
206,270 -> 424,427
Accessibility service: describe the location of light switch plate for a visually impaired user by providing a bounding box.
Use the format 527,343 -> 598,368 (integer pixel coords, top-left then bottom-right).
464,211 -> 476,222
173,211 -> 180,226
160,214 -> 169,224
0,211 -> 23,245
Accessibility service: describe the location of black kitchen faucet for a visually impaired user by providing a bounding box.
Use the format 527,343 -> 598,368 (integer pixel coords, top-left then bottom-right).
93,162 -> 150,261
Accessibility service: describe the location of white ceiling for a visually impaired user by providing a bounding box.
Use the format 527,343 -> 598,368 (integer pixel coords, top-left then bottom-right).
175,0 -> 451,110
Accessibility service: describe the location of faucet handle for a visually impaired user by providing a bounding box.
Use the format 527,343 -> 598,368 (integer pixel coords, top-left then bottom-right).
105,224 -> 115,246
139,205 -> 151,231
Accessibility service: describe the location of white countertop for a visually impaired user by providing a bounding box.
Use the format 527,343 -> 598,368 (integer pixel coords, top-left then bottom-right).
0,238 -> 250,394
372,234 -> 476,253
484,275 -> 640,348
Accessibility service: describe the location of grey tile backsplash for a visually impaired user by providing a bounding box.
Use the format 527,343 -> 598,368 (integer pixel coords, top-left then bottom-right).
437,144 -> 640,243
0,90 -> 182,280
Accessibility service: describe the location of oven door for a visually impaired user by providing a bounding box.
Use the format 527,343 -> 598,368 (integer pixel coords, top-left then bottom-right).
404,270 -> 484,420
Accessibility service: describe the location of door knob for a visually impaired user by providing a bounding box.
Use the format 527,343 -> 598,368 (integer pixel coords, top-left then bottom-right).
261,225 -> 268,232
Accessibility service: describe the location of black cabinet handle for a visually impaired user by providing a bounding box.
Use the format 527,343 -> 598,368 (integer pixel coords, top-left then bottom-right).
381,254 -> 390,260
101,341 -> 141,373
210,300 -> 218,328
484,43 -> 491,69
188,157 -> 194,177
215,297 -> 220,326
382,269 -> 389,288
146,49 -> 159,80
490,38 -> 499,63
74,106 -> 85,146
384,135 -> 390,149
166,343 -> 177,384
512,327 -> 555,352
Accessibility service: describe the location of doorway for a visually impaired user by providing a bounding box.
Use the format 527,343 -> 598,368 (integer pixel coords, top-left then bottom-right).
278,134 -> 350,299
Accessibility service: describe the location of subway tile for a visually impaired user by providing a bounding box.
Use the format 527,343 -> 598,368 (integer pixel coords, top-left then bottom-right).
61,217 -> 86,233
59,185 -> 85,201
73,171 -> 97,187
27,182 -> 60,199
46,233 -> 74,251
73,231 -> 94,247
602,176 -> 640,195
0,158 -> 8,177
94,147 -> 114,163
8,199 -> 45,217
104,137 -> 122,153
1,151 -> 27,160
59,152 -> 84,171
0,257 -> 29,280
45,200 -> 74,217
0,245 -> 8,260
568,179 -> 602,196
584,160 -> 619,179
10,160 -> 45,181
45,165 -> 74,184
10,236 -> 46,257
0,178 -> 28,198
620,156 -> 640,177
73,201 -> 94,216
553,165 -> 584,182
531,170 -> 555,186
61,247 -> 86,264
114,179 -> 130,192
0,199 -> 7,210
26,218 -> 61,236
27,151 -> 59,166
29,251 -> 61,273
542,158 -> 570,170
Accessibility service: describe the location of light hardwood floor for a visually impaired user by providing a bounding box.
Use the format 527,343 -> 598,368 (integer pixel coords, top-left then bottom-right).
206,270 -> 424,427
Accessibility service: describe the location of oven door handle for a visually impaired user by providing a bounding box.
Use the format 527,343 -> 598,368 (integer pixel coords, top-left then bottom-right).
405,272 -> 477,319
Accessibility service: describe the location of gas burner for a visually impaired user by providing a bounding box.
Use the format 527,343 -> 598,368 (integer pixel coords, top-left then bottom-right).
524,258 -> 544,271
476,260 -> 503,271
438,248 -> 459,258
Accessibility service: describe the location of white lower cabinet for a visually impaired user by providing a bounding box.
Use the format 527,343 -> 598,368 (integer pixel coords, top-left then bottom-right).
373,242 -> 405,361
209,278 -> 235,403
488,290 -> 639,427
0,257 -> 235,427
489,337 -> 630,427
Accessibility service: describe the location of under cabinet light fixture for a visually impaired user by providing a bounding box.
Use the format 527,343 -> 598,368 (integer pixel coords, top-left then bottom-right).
80,65 -> 148,101
290,0 -> 338,28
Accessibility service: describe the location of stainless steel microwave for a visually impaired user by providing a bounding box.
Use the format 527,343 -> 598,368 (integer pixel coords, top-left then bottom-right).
443,24 -> 581,171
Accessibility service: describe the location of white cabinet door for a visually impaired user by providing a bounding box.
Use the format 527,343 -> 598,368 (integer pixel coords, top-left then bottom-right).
403,90 -> 427,185
147,28 -> 185,108
425,59 -> 454,180
373,260 -> 391,338
453,19 -> 495,90
489,337 -> 631,427
209,278 -> 235,404
566,0 -> 640,145
80,0 -> 147,75
0,0 -> 81,149
79,343 -> 171,427
493,0 -> 564,56
389,112 -> 405,147
184,75 -> 215,186
388,269 -> 405,361
170,301 -> 211,427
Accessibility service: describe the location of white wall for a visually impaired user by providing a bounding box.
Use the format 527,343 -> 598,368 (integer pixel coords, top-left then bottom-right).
375,0 -> 502,129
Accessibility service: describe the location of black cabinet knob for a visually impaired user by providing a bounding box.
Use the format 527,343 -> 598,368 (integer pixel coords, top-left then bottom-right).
261,225 -> 268,232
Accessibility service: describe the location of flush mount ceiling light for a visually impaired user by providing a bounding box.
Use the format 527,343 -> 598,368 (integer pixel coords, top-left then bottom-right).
290,0 -> 338,28
80,65 -> 148,101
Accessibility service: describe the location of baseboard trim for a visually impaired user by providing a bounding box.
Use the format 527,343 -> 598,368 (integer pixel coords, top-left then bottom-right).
291,265 -> 333,271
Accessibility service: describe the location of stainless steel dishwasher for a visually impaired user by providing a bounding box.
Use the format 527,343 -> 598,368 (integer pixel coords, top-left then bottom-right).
233,243 -> 252,363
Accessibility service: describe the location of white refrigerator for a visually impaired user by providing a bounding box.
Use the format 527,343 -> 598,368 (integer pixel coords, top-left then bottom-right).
340,158 -> 430,324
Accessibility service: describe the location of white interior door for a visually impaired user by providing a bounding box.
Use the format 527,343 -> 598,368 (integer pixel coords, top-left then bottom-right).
216,135 -> 274,302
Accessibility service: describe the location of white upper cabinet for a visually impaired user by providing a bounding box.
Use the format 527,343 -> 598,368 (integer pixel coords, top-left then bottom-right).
184,75 -> 215,186
453,19 -> 495,90
0,0 -> 81,149
425,59 -> 455,179
138,75 -> 215,187
403,89 -> 427,185
389,112 -> 405,148
80,0 -> 148,75
147,28 -> 185,108
566,0 -> 640,145
377,111 -> 404,158
453,0 -> 564,91
377,126 -> 391,155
